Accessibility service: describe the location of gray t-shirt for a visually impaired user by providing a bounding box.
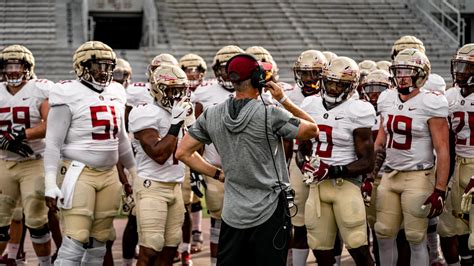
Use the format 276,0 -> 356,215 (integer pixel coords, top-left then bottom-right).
188,98 -> 300,229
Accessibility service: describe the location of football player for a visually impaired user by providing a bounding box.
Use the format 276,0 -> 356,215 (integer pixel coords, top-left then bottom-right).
128,65 -> 192,265
437,43 -> 474,266
374,48 -> 449,265
390,35 -> 446,266
190,45 -> 243,266
301,56 -> 376,265
179,53 -> 208,256
113,58 -> 133,89
43,41 -> 137,264
0,45 -> 53,266
357,60 -> 377,101
285,49 -> 328,266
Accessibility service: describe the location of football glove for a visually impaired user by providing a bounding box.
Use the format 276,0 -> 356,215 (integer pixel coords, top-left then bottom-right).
44,173 -> 63,212
0,130 -> 33,157
361,176 -> 374,207
190,170 -> 207,198
422,188 -> 446,218
301,156 -> 330,185
171,98 -> 192,125
461,176 -> 474,214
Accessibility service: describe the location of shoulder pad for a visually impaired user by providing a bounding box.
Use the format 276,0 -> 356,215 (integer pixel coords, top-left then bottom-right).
421,90 -> 448,118
49,81 -> 79,106
128,103 -> 163,133
348,100 -> 377,128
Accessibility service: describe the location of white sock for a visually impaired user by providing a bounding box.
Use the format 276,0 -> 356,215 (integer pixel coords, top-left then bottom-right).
427,231 -> 442,260
191,210 -> 202,232
410,238 -> 429,266
334,255 -> 341,266
180,243 -> 191,253
7,243 -> 19,259
378,237 -> 398,266
123,258 -> 133,266
291,248 -> 308,266
38,255 -> 51,266
211,257 -> 217,266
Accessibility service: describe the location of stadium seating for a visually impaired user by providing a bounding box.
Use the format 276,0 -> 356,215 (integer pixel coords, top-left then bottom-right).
0,0 -> 459,84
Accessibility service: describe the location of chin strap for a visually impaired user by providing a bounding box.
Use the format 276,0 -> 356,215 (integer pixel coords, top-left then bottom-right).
80,79 -> 105,93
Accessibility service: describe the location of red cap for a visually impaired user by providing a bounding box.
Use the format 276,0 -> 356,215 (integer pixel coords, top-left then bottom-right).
227,54 -> 272,82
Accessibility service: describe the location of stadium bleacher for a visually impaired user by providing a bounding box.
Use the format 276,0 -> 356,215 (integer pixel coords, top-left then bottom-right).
0,0 -> 459,84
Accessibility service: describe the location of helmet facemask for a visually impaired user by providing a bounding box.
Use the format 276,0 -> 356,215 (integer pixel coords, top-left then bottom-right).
390,65 -> 427,95
3,60 -> 31,87
363,83 -> 388,110
183,66 -> 205,91
81,59 -> 115,89
452,59 -> 474,88
151,83 -> 188,110
112,69 -> 131,87
321,77 -> 355,106
213,62 -> 233,91
294,68 -> 322,96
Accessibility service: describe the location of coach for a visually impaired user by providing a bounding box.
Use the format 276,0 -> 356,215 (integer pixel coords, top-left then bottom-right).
176,54 -> 318,265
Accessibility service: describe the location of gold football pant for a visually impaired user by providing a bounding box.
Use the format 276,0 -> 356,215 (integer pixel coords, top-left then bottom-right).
305,179 -> 368,250
134,177 -> 185,252
0,159 -> 47,229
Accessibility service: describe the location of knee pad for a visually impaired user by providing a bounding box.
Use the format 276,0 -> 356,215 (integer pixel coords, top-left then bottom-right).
0,226 -> 10,242
56,236 -> 85,264
142,231 -> 165,252
405,229 -> 426,244
28,224 -> 51,244
374,221 -> 398,239
345,230 -> 367,249
191,201 -> 203,212
210,218 -> 221,244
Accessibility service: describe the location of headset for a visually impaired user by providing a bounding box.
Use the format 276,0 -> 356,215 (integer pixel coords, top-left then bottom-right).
225,54 -> 267,93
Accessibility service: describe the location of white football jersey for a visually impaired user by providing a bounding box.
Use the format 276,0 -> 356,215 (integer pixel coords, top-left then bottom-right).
0,79 -> 52,160
126,82 -> 153,107
49,80 -> 125,153
191,80 -> 234,167
129,103 -> 184,183
378,89 -> 448,170
446,86 -> 474,158
301,95 -> 376,165
286,83 -> 306,107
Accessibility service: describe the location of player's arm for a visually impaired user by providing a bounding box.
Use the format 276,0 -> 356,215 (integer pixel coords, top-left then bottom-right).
176,133 -> 224,182
429,117 -> 450,191
25,99 -> 49,140
194,102 -> 204,119
43,105 -> 71,211
373,117 -> 387,174
448,117 -> 456,179
345,127 -> 375,176
134,128 -> 178,165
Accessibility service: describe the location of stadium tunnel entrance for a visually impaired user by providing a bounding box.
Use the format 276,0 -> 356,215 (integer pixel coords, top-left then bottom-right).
90,12 -> 143,49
